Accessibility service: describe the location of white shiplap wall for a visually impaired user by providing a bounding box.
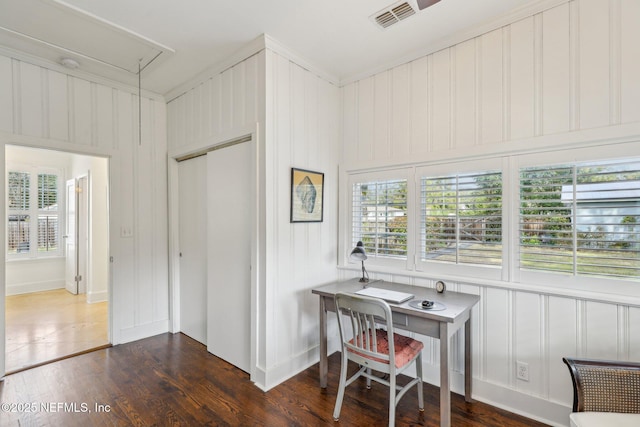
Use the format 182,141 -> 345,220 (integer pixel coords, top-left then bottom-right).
0,54 -> 169,361
167,43 -> 341,390
340,1 -> 640,425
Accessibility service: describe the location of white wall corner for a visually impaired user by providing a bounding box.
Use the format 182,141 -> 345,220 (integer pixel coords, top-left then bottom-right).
263,34 -> 340,86
165,34 -> 269,102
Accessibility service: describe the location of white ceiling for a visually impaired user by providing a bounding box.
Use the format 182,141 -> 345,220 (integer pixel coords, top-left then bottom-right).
1,0 -> 545,96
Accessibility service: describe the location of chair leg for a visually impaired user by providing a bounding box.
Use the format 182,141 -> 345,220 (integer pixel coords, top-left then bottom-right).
366,367 -> 372,389
416,353 -> 424,411
333,351 -> 349,421
388,372 -> 396,427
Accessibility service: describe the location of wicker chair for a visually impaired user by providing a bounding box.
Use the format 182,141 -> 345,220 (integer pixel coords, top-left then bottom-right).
562,357 -> 640,427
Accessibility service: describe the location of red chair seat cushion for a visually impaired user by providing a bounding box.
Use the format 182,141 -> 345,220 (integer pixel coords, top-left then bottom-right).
349,329 -> 424,368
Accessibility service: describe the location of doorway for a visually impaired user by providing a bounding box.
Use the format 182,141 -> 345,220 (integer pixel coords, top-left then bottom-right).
4,145 -> 110,373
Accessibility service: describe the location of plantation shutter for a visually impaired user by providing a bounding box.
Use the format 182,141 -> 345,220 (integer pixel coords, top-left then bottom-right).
421,171 -> 502,267
519,160 -> 640,279
8,171 -> 31,254
38,173 -> 59,253
352,178 -> 408,259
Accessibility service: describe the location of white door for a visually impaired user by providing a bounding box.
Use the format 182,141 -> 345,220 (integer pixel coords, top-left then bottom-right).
65,179 -> 77,294
207,140 -> 253,373
65,177 -> 88,295
77,176 -> 88,295
178,156 -> 208,344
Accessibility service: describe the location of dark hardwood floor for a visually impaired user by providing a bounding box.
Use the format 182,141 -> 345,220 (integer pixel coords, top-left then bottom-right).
0,333 -> 548,426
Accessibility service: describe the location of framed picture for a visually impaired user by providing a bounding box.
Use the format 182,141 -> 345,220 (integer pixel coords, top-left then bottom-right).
290,167 -> 324,223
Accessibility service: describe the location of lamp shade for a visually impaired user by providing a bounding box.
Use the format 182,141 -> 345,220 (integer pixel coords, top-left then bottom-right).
350,241 -> 367,261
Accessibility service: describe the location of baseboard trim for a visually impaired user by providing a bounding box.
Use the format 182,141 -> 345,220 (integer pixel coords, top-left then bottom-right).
6,280 -> 64,296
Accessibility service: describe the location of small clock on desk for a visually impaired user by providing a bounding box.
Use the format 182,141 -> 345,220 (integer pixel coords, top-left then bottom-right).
435,280 -> 446,293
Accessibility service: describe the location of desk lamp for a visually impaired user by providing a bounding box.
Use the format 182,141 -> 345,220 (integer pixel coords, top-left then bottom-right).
350,241 -> 369,284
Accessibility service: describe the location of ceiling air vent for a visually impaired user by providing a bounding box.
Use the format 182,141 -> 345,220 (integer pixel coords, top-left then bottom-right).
372,1 -> 417,29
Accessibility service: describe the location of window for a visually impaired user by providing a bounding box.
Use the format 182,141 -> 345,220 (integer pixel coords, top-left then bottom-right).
7,170 -> 60,258
351,177 -> 408,260
520,159 -> 640,280
420,170 -> 502,270
344,145 -> 640,291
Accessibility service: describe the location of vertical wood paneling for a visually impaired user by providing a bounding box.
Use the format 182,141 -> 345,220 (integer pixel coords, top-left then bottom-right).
431,48 -> 452,152
578,0 -> 611,129
542,3 -> 571,135
514,292 -> 543,394
71,77 -> 92,144
357,77 -> 374,162
232,61 -> 246,129
620,0 -> 640,124
629,307 -> 640,360
484,288 -> 510,384
47,70 -> 69,141
244,54 -> 258,126
306,71 -> 319,166
96,85 -> 114,149
136,97 -> 154,325
0,56 -> 12,133
509,17 -> 536,140
221,68 -> 233,132
390,64 -> 410,158
585,301 -> 618,359
19,62 -> 43,137
480,29 -> 504,145
342,83 -> 358,164
454,40 -> 476,149
409,57 -> 429,155
291,63 -> 306,166
547,296 -> 577,404
115,88 -> 135,330
210,74 -> 222,137
373,71 -> 390,160
152,100 -> 169,320
192,82 -> 204,143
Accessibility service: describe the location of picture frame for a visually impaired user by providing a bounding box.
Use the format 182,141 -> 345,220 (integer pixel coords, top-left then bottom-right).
290,167 -> 324,223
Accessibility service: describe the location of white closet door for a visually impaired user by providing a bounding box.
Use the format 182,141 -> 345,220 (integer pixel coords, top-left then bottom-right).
207,140 -> 253,373
178,155 -> 208,345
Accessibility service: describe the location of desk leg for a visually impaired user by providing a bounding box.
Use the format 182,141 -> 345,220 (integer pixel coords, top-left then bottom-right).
464,317 -> 473,402
440,322 -> 450,427
319,296 -> 328,388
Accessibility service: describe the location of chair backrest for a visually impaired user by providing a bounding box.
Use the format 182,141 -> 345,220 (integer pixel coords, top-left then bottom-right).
334,292 -> 395,372
563,357 -> 640,413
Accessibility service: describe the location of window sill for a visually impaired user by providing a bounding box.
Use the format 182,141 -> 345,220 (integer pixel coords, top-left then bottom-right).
337,264 -> 640,308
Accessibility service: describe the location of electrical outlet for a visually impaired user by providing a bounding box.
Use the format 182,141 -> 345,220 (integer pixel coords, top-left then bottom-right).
516,361 -> 529,381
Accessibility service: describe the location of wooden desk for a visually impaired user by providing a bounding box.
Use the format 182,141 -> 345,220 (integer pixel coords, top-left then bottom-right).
312,279 -> 480,427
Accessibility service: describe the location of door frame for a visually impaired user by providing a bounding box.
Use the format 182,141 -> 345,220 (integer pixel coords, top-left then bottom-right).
167,124 -> 260,383
1,139 -> 112,378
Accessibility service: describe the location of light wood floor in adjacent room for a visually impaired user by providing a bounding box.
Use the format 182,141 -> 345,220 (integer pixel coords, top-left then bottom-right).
5,289 -> 108,373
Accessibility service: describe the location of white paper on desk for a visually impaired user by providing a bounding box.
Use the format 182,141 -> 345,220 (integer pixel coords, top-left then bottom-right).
354,287 -> 414,304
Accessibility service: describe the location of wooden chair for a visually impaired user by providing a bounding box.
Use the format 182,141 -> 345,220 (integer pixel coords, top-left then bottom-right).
563,357 -> 640,427
333,292 -> 424,427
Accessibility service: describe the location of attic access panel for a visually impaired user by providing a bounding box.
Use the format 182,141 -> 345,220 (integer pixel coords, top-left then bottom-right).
0,0 -> 173,74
